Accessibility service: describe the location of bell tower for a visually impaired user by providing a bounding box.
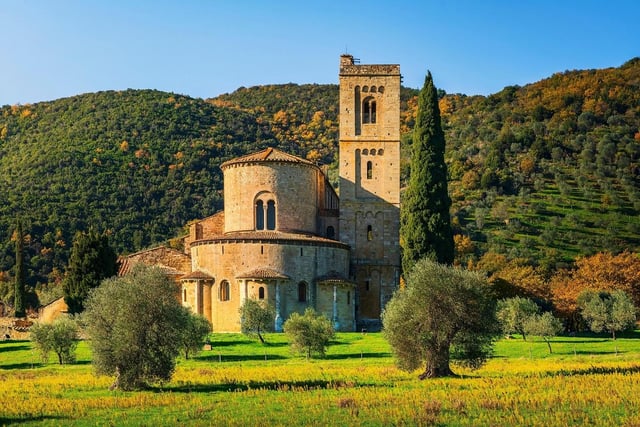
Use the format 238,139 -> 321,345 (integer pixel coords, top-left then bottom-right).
338,54 -> 401,329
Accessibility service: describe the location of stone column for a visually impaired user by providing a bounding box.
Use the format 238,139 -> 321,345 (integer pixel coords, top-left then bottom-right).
275,282 -> 283,332
241,280 -> 247,305
194,280 -> 200,315
333,284 -> 340,330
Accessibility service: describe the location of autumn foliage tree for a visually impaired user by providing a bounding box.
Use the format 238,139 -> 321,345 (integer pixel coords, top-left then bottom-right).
550,251 -> 640,326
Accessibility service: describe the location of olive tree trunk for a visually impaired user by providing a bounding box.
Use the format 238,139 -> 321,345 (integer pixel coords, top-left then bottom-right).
419,345 -> 454,379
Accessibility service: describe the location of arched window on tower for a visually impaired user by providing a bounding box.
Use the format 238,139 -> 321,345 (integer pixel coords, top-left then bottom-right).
366,161 -> 373,179
362,97 -> 376,124
255,200 -> 264,230
266,200 -> 276,230
298,282 -> 307,302
367,225 -> 373,241
258,286 -> 265,300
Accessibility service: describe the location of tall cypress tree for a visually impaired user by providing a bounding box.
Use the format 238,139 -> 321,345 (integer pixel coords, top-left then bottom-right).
13,220 -> 26,317
400,71 -> 454,275
63,228 -> 118,314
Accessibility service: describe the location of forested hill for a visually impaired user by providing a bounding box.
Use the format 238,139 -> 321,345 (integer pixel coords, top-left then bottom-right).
0,58 -> 638,291
0,90 -> 280,286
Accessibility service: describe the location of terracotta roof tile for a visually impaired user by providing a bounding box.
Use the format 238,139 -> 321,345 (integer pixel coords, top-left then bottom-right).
236,268 -> 290,280
220,147 -> 316,169
206,230 -> 346,245
181,270 -> 214,280
316,271 -> 355,285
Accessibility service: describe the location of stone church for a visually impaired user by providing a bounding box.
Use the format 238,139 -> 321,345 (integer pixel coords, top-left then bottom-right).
121,55 -> 401,332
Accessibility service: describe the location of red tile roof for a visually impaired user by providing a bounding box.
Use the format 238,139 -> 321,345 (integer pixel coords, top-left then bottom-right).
181,270 -> 214,280
220,147 -> 316,169
236,268 -> 290,280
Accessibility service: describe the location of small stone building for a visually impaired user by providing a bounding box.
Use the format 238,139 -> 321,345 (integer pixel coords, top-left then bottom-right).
122,55 -> 401,332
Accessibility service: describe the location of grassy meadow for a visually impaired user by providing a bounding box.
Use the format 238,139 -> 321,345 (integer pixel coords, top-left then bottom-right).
1,332 -> 640,426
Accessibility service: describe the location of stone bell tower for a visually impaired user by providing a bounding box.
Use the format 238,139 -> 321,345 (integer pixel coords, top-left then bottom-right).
338,54 -> 401,329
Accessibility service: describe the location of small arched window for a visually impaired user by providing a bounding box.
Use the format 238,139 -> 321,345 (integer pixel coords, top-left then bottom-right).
266,200 -> 276,230
182,288 -> 187,302
255,200 -> 264,230
366,161 -> 373,179
347,291 -> 351,305
298,282 -> 307,302
367,225 -> 373,241
219,280 -> 230,301
326,226 -> 335,239
258,286 -> 265,300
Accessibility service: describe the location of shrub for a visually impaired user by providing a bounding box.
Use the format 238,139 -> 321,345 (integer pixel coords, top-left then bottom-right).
30,317 -> 78,364
283,308 -> 334,359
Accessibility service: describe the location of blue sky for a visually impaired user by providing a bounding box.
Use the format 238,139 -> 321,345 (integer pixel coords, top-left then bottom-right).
1,0 -> 638,105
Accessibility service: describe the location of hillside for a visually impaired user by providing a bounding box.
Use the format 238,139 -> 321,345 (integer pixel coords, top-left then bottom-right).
0,90 -> 279,286
0,59 -> 638,294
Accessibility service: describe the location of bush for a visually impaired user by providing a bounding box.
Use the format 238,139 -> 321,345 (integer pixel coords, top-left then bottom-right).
84,265 -> 188,390
239,299 -> 275,344
283,308 -> 334,359
180,313 -> 211,359
30,317 -> 78,364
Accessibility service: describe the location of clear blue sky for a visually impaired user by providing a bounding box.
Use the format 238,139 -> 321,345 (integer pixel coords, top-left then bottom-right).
1,0 -> 638,105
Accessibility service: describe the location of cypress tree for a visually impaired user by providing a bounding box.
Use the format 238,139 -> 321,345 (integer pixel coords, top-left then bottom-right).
13,220 -> 26,317
400,71 -> 454,275
63,228 -> 118,314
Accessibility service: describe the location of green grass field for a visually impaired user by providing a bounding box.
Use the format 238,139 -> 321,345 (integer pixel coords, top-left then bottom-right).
1,332 -> 640,426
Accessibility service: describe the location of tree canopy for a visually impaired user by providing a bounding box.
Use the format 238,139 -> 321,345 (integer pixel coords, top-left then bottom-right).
239,299 -> 275,344
383,259 -> 499,378
84,265 -> 188,390
62,228 -> 117,314
577,290 -> 636,339
283,308 -> 335,359
400,71 -> 454,274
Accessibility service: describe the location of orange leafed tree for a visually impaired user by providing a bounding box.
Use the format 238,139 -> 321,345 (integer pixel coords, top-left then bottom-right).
550,251 -> 640,323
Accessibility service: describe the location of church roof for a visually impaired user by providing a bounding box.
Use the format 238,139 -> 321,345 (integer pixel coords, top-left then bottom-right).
181,270 -> 214,281
191,230 -> 349,250
220,147 -> 316,169
236,268 -> 290,280
316,271 -> 356,286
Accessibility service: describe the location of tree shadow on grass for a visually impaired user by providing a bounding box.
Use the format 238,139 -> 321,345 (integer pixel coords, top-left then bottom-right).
195,354 -> 287,362
0,416 -> 66,425
0,343 -> 30,353
208,338 -> 254,347
539,365 -> 640,378
324,352 -> 392,360
161,378 -> 373,394
1,360 -> 91,370
565,349 -> 627,355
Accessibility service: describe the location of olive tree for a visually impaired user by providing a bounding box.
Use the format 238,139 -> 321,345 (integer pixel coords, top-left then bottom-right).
496,297 -> 540,341
523,312 -> 563,354
239,299 -> 275,344
180,314 -> 211,359
283,308 -> 334,359
84,265 -> 188,390
30,316 -> 78,364
383,259 -> 499,378
578,290 -> 636,339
